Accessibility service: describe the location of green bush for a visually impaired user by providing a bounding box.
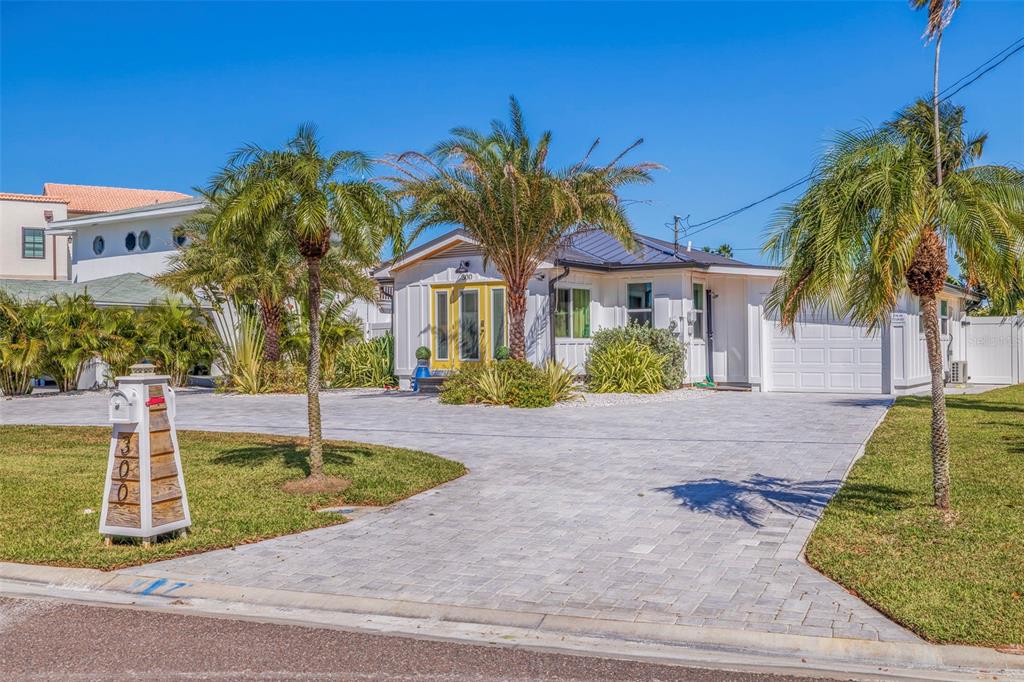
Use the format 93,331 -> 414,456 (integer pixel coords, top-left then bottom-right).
332,334 -> 397,388
540,361 -> 579,403
439,359 -> 556,408
585,323 -> 685,393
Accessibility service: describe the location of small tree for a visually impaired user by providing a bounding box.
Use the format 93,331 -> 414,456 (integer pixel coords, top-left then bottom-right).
210,124 -> 400,484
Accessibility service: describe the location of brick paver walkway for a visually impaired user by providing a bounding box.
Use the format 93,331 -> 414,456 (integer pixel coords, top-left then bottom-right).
1,389 -> 915,641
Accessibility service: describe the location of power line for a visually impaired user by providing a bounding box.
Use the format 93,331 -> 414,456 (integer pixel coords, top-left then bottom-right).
679,34 -> 1024,239
937,35 -> 1024,98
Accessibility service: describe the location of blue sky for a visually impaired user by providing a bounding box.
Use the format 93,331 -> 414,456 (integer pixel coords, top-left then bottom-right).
2,1 -> 1022,262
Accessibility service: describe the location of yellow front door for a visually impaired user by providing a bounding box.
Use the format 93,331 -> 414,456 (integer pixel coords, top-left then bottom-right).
430,283 -> 507,372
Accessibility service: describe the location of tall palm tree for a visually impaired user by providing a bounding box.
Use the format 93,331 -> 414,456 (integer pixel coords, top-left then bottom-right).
388,97 -> 657,360
911,0 -> 960,194
210,124 -> 399,482
764,100 -> 1024,510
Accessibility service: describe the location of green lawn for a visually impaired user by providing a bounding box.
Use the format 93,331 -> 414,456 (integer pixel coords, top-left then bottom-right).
806,385 -> 1024,647
0,425 -> 465,570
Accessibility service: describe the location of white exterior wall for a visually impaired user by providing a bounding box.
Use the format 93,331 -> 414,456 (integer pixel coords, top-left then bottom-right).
69,213 -> 184,282
1,198 -> 71,280
391,252 -> 549,388
964,316 -> 1024,385
889,290 -> 967,393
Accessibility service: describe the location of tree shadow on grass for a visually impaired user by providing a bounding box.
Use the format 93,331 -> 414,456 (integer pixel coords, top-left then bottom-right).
656,474 -> 911,527
212,442 -> 381,476
900,395 -> 1024,416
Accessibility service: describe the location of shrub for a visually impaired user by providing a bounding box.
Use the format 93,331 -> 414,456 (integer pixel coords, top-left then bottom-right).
332,334 -> 397,388
540,361 -> 579,403
439,359 -> 555,408
493,345 -> 510,361
585,323 -> 685,393
415,345 -> 431,361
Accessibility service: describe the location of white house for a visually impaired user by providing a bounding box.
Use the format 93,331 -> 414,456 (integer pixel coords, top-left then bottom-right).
375,228 -> 992,394
45,196 -> 204,282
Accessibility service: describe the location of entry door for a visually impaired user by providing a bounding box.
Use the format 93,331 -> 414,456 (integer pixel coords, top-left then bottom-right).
431,283 -> 506,372
688,281 -> 708,382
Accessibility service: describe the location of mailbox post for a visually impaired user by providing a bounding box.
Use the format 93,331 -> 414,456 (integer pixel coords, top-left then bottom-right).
100,363 -> 191,547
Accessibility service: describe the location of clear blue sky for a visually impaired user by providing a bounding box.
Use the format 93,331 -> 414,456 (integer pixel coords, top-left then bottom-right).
3,1 -> 1022,262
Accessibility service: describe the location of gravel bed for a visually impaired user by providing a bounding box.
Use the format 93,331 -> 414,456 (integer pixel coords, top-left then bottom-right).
552,387 -> 712,408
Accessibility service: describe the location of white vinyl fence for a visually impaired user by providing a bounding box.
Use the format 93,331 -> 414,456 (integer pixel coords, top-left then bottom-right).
965,316 -> 1024,385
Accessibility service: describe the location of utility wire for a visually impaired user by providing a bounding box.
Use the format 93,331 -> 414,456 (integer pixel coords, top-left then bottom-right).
680,34 -> 1024,241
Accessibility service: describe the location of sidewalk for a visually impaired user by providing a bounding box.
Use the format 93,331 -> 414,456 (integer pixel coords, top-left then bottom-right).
2,561 -> 1021,681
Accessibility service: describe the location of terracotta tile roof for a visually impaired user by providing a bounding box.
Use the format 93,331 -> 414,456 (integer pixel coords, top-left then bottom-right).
42,183 -> 191,214
0,192 -> 69,204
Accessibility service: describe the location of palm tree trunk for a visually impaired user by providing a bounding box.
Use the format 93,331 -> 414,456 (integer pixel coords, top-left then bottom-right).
507,286 -> 528,360
932,30 -> 944,189
305,256 -> 325,480
257,299 -> 283,362
920,294 -> 951,509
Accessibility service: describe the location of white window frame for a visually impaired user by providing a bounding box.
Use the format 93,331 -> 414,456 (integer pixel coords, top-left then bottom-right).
553,286 -> 592,340
691,281 -> 706,341
626,281 -> 653,326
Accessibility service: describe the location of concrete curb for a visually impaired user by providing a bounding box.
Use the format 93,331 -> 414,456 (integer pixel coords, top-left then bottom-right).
2,561 -> 1021,679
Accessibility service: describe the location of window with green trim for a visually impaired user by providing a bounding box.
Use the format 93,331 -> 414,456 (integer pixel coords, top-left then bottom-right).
554,288 -> 590,338
22,228 -> 44,259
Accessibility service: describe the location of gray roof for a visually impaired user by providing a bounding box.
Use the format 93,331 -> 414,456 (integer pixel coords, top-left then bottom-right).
377,227 -> 759,276
557,231 -> 751,270
0,273 -> 191,308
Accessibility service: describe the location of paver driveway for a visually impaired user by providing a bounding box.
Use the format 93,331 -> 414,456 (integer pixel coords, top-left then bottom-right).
1,389 -> 915,642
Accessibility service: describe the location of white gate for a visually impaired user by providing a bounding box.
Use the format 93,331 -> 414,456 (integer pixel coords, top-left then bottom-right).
965,316 -> 1024,385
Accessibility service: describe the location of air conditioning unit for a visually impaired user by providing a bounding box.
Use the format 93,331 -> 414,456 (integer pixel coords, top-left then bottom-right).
950,361 -> 968,385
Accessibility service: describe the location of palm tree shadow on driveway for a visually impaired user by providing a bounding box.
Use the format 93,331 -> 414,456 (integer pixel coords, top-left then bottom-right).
656,474 -> 914,527
655,474 -> 843,528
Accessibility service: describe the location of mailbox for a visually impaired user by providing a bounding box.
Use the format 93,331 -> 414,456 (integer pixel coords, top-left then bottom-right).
99,363 -> 191,547
108,387 -> 140,424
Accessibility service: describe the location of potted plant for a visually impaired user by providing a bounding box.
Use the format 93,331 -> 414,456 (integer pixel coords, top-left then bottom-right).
413,346 -> 431,391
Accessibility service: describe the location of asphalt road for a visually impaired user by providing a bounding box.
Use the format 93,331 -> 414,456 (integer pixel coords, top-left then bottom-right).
0,597 -> 829,681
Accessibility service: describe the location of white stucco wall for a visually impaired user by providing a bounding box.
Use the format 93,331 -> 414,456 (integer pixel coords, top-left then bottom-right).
1,198 -> 70,280
69,213 -> 186,281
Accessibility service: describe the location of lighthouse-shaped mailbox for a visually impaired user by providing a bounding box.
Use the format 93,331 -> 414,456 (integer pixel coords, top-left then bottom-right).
100,363 -> 191,546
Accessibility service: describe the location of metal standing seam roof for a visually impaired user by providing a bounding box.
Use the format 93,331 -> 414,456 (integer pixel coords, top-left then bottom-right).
376,227 -> 759,276
0,273 -> 193,308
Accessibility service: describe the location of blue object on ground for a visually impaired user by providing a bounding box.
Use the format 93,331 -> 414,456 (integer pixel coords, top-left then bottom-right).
412,363 -> 430,392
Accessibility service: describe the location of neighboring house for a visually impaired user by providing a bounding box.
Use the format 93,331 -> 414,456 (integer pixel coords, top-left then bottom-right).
0,193 -> 71,280
375,228 -> 985,394
1,183 -> 190,281
46,196 -> 204,282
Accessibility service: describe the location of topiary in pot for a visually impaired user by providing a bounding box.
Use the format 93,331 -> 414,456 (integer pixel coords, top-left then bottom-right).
415,346 -> 431,362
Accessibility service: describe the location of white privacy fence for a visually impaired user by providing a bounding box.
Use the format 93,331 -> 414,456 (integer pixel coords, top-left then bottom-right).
964,316 -> 1024,385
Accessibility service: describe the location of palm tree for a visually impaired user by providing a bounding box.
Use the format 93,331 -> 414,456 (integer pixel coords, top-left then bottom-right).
158,186 -> 299,363
912,0 -> 960,196
141,298 -> 218,387
210,124 -> 399,482
764,100 -> 1024,510
388,97 -> 657,360
0,293 -> 47,396
40,293 -> 106,392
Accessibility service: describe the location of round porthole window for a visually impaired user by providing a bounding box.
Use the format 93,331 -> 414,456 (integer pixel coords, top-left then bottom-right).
92,236 -> 105,255
139,230 -> 151,250
125,232 -> 137,251
174,233 -> 187,247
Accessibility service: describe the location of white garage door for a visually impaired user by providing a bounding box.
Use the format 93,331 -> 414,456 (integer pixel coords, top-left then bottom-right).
768,314 -> 883,393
